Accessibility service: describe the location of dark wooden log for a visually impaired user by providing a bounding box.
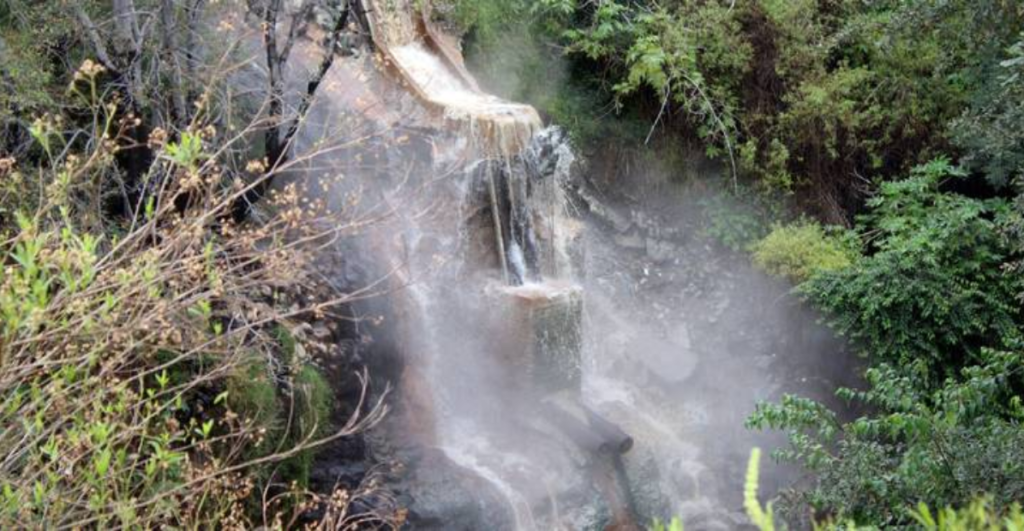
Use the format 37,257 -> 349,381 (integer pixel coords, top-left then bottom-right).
542,400 -> 608,454
582,403 -> 633,454
542,395 -> 633,456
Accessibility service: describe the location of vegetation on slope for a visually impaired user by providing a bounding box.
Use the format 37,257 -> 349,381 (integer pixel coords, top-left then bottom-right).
751,221 -> 855,283
4,0 -> 1023,527
448,0 -> 1023,219
448,0 -> 1024,527
0,75 -> 386,528
0,1 -> 393,528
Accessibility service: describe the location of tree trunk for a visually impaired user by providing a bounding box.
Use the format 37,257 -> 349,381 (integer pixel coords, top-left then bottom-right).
111,0 -> 144,107
112,0 -> 140,49
234,0 -> 350,221
159,0 -> 188,126
184,0 -> 206,109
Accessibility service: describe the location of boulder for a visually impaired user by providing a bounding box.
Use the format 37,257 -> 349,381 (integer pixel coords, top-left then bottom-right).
393,448 -> 516,531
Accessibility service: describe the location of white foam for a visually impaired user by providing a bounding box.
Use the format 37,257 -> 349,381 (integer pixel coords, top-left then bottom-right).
389,42 -> 542,158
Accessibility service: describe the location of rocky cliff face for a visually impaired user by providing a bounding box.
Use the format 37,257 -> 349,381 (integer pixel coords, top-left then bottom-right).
276,3 -> 860,528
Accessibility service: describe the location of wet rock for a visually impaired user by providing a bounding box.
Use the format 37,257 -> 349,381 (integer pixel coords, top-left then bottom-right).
598,204 -> 635,234
669,324 -> 693,350
525,127 -> 575,183
619,449 -> 675,525
645,237 -> 680,262
574,183 -> 634,234
310,461 -> 368,490
631,335 -> 698,387
614,231 -> 646,251
681,508 -> 735,531
291,322 -> 313,341
394,448 -> 516,531
312,323 -> 332,340
558,493 -> 612,531
706,296 -> 731,324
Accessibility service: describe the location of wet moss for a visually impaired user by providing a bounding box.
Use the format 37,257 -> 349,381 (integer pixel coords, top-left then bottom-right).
224,327 -> 335,489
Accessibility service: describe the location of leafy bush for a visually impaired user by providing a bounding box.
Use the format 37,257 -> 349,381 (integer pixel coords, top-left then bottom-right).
911,498 -> 1024,531
752,222 -> 856,282
699,188 -> 773,252
454,0 -> 1024,221
655,448 -> 1024,530
0,60 -> 387,528
801,159 -> 1022,370
748,160 -> 1024,525
951,33 -> 1024,303
749,396 -> 1024,526
953,33 -> 1024,188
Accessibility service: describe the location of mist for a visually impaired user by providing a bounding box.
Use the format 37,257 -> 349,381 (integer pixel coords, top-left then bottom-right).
277,3 -> 862,529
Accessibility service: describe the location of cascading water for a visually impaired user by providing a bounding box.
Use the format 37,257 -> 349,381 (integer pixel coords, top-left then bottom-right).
292,2 -> 859,529
350,2 -> 615,527
375,129 -> 594,530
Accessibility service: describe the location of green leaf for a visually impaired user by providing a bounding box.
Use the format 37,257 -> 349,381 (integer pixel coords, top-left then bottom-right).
93,448 -> 111,477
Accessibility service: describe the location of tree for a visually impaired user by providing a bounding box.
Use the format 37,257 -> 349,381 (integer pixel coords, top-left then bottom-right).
239,0 -> 354,219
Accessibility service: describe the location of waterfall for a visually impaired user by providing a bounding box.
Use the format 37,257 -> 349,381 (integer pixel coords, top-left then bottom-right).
349,2 -> 647,529
285,2 -> 859,528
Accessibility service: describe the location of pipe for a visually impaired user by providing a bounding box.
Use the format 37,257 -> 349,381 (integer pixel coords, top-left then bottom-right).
542,401 -> 609,455
541,395 -> 633,456
583,404 -> 634,454
504,159 -> 518,246
486,167 -> 510,284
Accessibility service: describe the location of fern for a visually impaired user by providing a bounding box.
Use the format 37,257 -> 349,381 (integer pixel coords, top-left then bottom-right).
744,448 -> 776,531
651,516 -> 684,531
910,498 -> 1024,531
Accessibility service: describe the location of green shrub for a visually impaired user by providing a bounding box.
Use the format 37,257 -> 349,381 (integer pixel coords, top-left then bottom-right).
752,222 -> 856,282
228,360 -> 283,456
275,363 -> 334,489
801,159 -> 1022,369
655,449 -> 1024,530
699,188 -> 773,252
748,160 -> 1024,525
911,498 -> 1024,531
953,35 -> 1024,189
295,365 -> 333,440
467,0 -> 1024,220
228,338 -> 335,489
0,59 -> 384,528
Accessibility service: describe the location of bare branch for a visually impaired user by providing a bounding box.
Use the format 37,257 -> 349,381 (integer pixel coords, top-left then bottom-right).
282,3 -> 351,151
279,0 -> 316,66
184,0 -> 206,85
72,5 -> 118,72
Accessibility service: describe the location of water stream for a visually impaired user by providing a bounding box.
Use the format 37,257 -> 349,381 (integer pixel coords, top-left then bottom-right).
292,4 -> 859,528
